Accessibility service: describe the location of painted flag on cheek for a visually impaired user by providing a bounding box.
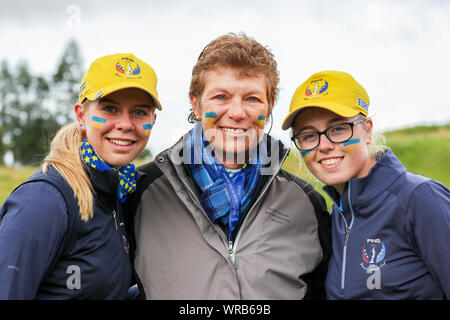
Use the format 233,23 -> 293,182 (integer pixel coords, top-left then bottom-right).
343,138 -> 361,151
91,116 -> 107,128
301,150 -> 313,162
257,115 -> 266,127
204,112 -> 217,124
143,124 -> 153,136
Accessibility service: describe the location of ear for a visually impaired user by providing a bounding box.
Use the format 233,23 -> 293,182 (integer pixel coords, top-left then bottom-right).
266,101 -> 275,119
364,118 -> 374,145
74,103 -> 85,125
190,94 -> 202,120
153,113 -> 157,124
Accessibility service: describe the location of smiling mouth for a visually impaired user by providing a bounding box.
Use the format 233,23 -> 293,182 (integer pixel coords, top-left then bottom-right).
320,157 -> 343,166
221,127 -> 247,134
108,138 -> 134,146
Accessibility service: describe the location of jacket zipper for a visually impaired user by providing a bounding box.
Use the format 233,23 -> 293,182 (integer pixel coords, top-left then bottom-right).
177,145 -> 289,271
112,210 -> 118,230
112,207 -> 130,256
338,183 -> 355,295
226,150 -> 289,270
228,241 -> 236,268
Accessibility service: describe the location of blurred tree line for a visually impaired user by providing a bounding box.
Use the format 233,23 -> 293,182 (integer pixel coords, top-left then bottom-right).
0,39 -> 151,166
0,39 -> 82,166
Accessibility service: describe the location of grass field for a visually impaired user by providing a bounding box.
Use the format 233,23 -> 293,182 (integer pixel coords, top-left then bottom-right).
383,124 -> 450,186
0,166 -> 37,205
1,124 -> 449,207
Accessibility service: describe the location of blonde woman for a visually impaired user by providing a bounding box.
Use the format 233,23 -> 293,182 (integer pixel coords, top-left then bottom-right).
0,53 -> 161,299
282,70 -> 449,299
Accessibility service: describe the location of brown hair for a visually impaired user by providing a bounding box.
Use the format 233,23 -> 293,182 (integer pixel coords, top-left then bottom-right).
188,32 -> 279,121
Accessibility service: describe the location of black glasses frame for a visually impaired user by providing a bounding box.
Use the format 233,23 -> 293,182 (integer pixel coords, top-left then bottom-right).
291,117 -> 365,151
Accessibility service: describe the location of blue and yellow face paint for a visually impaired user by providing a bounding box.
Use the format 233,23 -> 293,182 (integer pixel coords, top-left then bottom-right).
301,150 -> 313,162
343,138 -> 361,151
257,114 -> 266,127
204,112 -> 217,124
91,116 -> 106,129
143,124 -> 153,136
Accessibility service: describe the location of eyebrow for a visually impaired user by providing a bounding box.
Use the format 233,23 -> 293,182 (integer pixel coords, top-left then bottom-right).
296,117 -> 348,133
98,98 -> 118,104
98,98 -> 153,109
207,86 -> 266,96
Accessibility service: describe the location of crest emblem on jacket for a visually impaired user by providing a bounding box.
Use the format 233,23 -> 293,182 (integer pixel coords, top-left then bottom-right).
360,238 -> 387,290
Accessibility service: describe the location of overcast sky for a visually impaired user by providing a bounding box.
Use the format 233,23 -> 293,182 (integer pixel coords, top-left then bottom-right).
1,0 -> 449,156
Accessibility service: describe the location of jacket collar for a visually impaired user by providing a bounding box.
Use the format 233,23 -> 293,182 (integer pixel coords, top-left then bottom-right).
155,131 -> 289,203
166,131 -> 289,175
84,164 -> 117,195
323,149 -> 407,209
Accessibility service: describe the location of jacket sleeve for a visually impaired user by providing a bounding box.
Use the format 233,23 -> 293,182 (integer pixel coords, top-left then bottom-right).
0,182 -> 68,299
407,180 -> 450,298
301,184 -> 332,300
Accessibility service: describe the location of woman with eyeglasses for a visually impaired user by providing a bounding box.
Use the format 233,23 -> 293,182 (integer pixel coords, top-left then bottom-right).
282,71 -> 449,300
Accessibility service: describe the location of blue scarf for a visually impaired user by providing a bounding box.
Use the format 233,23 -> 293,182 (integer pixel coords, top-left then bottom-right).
186,122 -> 262,241
80,138 -> 136,203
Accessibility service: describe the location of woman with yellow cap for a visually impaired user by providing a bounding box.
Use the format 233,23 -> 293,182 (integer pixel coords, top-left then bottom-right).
0,53 -> 161,299
282,70 -> 449,299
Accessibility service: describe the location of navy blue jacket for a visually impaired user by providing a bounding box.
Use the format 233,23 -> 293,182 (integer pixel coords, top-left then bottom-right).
324,150 -> 449,299
0,165 -> 135,299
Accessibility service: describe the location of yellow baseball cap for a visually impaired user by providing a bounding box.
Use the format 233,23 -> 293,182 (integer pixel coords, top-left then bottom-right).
282,71 -> 369,130
78,53 -> 162,110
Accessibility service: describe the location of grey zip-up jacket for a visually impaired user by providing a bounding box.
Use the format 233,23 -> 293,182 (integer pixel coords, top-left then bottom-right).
130,133 -> 331,299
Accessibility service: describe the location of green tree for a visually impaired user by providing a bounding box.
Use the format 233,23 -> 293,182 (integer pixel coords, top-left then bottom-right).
51,38 -> 84,124
0,39 -> 85,166
0,61 -> 15,165
5,61 -> 56,165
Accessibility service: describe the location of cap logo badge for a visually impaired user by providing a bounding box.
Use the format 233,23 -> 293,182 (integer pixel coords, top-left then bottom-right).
115,57 -> 141,79
358,98 -> 369,111
79,81 -> 87,99
305,79 -> 328,98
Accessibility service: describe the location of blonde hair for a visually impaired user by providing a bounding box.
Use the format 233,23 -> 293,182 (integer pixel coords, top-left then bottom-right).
42,121 -> 94,222
363,117 -> 389,159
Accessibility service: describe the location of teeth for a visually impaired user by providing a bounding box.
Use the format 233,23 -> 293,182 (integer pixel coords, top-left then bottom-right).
222,128 -> 246,134
321,158 -> 341,166
109,139 -> 133,146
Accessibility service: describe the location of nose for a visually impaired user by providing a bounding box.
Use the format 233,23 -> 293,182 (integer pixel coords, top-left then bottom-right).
115,112 -> 134,132
317,132 -> 335,152
227,98 -> 246,121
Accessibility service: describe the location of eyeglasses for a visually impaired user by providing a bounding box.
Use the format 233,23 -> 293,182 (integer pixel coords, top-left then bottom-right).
291,118 -> 365,151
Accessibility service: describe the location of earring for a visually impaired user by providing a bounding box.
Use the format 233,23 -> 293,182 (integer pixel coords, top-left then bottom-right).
79,123 -> 85,129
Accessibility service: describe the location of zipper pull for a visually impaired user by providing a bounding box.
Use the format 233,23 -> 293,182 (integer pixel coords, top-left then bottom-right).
344,226 -> 350,246
112,210 -> 118,230
227,241 -> 238,269
228,241 -> 233,255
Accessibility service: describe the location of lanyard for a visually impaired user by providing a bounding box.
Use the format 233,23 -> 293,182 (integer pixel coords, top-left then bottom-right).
218,165 -> 246,242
